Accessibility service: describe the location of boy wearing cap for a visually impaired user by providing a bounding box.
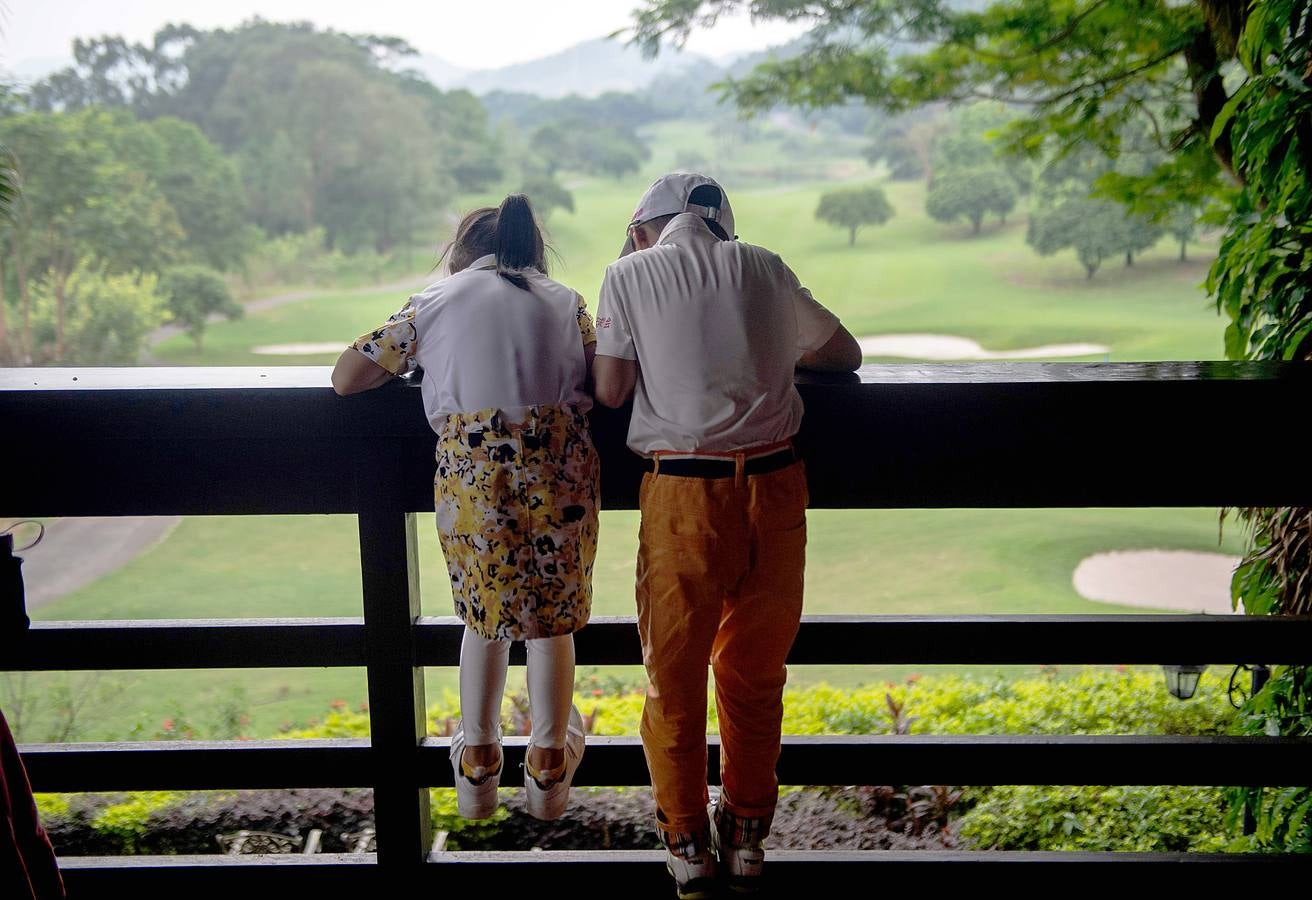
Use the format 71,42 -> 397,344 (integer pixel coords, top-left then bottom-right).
593,174 -> 861,897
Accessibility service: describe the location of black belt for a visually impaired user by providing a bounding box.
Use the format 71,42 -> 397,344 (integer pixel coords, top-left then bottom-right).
641,447 -> 797,479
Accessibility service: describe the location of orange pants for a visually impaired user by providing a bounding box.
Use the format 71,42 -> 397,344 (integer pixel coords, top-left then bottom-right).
636,459 -> 807,837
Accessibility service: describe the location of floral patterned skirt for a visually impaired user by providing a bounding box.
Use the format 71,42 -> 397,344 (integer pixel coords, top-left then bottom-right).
434,403 -> 600,641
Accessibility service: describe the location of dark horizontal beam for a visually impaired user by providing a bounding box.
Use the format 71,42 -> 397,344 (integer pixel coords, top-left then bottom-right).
56,850 -> 1312,897
2,364 -> 1309,515
12,615 -> 1312,672
22,739 -> 371,791
7,618 -> 367,670
23,735 -> 1312,793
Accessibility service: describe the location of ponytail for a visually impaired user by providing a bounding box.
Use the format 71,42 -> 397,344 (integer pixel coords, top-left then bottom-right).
494,193 -> 546,290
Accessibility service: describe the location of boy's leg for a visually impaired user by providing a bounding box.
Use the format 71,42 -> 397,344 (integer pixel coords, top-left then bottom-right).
636,472 -> 744,840
711,462 -> 807,838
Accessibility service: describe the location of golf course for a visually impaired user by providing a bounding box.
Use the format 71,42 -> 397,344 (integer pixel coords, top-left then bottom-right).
8,116 -> 1246,744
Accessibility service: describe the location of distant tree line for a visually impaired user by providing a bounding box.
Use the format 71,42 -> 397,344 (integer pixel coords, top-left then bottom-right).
0,21 -> 511,364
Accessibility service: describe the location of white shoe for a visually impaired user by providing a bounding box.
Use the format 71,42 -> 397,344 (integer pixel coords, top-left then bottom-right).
665,844 -> 718,900
523,705 -> 585,821
709,798 -> 765,894
449,725 -> 502,820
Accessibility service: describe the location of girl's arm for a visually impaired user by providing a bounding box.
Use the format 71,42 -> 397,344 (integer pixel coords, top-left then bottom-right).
332,347 -> 395,396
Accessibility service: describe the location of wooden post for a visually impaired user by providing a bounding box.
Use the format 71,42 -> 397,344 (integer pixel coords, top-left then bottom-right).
357,442 -> 431,883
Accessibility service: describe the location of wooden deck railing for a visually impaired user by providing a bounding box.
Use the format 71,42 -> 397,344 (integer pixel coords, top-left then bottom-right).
3,362 -> 1311,894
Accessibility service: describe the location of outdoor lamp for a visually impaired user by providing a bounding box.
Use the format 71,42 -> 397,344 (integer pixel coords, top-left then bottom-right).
1161,664 -> 1208,700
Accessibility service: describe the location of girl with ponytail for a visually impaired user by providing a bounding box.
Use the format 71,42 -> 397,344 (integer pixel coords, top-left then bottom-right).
332,194 -> 598,822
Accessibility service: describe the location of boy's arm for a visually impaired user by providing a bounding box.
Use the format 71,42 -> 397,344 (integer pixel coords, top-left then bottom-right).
798,324 -> 862,372
593,268 -> 637,407
593,355 -> 637,408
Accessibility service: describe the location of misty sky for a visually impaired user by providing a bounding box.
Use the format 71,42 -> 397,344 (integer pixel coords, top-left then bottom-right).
2,1 -> 812,72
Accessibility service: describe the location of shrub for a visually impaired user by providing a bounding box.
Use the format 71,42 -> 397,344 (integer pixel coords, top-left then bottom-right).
959,785 -> 1230,852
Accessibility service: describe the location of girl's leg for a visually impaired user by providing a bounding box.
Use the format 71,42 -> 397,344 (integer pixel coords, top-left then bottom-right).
459,626 -> 510,766
525,633 -> 575,771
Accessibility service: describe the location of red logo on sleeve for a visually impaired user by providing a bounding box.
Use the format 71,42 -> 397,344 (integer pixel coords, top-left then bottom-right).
597,316 -> 614,329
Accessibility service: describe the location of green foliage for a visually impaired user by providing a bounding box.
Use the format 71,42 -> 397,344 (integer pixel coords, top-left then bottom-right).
1027,198 -> 1161,280
520,173 -> 576,221
0,108 -> 245,362
429,789 -> 510,848
1226,666 -> 1312,853
814,185 -> 895,245
1228,508 -> 1312,618
90,792 -> 186,854
0,143 -> 15,221
25,22 -> 499,255
123,116 -> 253,271
961,784 -> 1230,852
1205,0 -> 1312,361
30,261 -> 166,364
160,265 -> 242,351
785,669 -> 1235,738
925,167 -> 1016,235
530,119 -> 651,179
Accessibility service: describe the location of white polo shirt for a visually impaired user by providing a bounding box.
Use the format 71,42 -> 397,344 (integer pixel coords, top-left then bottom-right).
353,254 -> 594,431
595,214 -> 840,454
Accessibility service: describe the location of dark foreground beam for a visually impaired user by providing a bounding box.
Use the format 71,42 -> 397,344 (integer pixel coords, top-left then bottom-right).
23,735 -> 1312,792
13,615 -> 1312,672
56,850 -> 1312,898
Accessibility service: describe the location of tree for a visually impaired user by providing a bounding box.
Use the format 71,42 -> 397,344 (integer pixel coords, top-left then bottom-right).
132,117 -> 253,271
1026,195 -> 1165,279
627,1 -> 1244,226
160,265 -> 243,351
30,262 -> 166,365
814,186 -> 895,246
925,168 -> 1016,235
530,119 -> 651,179
1118,216 -> 1165,268
863,108 -> 945,181
1169,206 -> 1200,263
0,110 -> 207,362
520,173 -> 575,221
1026,198 -> 1131,280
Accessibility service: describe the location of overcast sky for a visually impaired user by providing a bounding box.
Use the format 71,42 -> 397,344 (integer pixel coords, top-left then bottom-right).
2,1 -> 812,72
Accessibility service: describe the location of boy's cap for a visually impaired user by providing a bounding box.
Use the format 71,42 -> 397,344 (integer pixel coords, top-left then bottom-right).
619,173 -> 734,257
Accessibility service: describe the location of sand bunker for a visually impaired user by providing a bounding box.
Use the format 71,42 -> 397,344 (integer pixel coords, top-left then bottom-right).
251,342 -> 347,355
858,333 -> 1108,360
1073,549 -> 1242,614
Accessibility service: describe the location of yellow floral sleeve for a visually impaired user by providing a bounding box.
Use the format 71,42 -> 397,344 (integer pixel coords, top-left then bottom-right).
576,293 -> 597,346
351,300 -> 418,375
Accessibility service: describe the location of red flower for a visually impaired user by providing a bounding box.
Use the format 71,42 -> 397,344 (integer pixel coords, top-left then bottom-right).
162,718 -> 174,731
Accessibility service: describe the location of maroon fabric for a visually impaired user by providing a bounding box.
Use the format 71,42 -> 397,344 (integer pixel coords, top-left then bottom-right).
1,709 -> 65,899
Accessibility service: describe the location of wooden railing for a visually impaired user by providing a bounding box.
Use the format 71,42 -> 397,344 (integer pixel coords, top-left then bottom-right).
3,362 -> 1312,894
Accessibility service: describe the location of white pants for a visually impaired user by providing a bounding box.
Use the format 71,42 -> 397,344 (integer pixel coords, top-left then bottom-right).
459,626 -> 574,749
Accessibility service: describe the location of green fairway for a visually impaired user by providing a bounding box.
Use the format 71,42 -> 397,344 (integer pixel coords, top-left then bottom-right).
7,507 -> 1245,741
